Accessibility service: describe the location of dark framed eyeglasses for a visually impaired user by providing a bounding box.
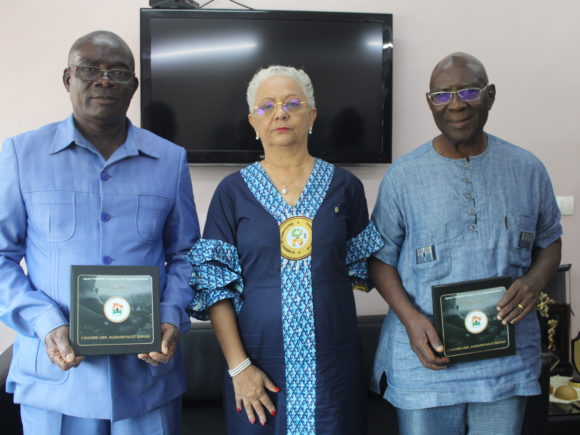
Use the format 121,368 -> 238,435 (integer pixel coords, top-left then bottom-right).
69,64 -> 135,85
427,84 -> 489,106
253,99 -> 307,116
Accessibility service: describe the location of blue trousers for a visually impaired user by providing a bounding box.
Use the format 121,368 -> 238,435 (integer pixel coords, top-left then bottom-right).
20,397 -> 182,435
397,396 -> 527,435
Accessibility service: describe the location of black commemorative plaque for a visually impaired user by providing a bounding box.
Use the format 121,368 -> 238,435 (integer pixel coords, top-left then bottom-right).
432,277 -> 515,363
70,266 -> 160,355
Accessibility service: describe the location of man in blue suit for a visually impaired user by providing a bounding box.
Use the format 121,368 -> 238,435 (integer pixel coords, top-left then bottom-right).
0,30 -> 200,434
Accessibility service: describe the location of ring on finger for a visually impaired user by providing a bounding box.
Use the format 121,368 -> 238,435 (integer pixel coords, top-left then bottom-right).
517,303 -> 525,310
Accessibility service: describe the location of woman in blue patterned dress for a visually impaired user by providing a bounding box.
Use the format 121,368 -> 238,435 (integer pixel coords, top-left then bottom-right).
187,66 -> 383,434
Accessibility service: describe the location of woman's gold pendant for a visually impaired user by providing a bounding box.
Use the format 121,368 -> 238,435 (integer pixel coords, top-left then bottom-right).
280,216 -> 313,260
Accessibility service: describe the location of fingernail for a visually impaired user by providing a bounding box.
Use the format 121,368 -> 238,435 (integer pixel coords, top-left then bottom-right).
270,410 -> 277,416
260,421 -> 266,426
249,418 -> 255,424
236,408 -> 241,413
497,315 -> 502,321
496,306 -> 500,311
274,387 -> 281,392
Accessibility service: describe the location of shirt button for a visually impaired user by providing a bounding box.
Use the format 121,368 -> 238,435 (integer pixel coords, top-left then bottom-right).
465,178 -> 472,184
468,209 -> 476,215
101,212 -> 111,222
465,193 -> 474,200
100,172 -> 110,181
102,256 -> 112,265
468,224 -> 477,231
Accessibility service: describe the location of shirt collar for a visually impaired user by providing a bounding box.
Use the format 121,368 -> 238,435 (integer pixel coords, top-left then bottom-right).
49,115 -> 160,159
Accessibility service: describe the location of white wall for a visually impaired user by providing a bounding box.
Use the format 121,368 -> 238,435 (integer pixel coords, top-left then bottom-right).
1,0 -> 579,345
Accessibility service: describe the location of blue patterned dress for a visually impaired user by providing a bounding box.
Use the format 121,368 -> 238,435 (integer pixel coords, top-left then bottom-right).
188,159 -> 383,434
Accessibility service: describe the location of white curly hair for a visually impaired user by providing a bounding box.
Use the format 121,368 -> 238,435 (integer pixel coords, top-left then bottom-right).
246,65 -> 316,113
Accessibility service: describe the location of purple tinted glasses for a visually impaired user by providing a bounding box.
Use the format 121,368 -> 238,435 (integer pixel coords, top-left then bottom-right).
427,84 -> 489,106
253,99 -> 306,116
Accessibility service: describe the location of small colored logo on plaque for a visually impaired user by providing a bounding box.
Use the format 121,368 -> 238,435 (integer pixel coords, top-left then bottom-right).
104,296 -> 131,323
280,216 -> 313,260
464,310 -> 488,334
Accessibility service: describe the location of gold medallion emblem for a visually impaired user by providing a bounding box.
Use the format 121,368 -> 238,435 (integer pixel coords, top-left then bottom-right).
280,216 -> 313,260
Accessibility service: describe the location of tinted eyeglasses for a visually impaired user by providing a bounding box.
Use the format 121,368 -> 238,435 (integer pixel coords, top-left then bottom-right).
253,99 -> 307,116
427,84 -> 489,106
69,64 -> 135,85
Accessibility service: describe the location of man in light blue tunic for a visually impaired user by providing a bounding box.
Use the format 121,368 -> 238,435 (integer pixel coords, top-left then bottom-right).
0,31 -> 199,434
370,52 -> 562,434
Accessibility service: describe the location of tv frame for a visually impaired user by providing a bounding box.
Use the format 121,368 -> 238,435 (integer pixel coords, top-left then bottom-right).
140,8 -> 393,164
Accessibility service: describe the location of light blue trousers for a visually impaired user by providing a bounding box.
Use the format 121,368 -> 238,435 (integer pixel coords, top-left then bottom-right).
20,397 -> 182,435
397,396 -> 527,435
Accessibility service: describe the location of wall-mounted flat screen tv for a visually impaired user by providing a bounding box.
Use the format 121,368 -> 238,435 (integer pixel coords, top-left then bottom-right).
140,9 -> 393,164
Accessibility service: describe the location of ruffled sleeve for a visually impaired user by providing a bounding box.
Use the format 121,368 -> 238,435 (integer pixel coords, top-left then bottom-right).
346,222 -> 384,292
186,238 -> 243,320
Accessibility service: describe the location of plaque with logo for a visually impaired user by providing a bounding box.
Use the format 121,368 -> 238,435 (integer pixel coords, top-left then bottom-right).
70,266 -> 160,355
432,277 -> 515,363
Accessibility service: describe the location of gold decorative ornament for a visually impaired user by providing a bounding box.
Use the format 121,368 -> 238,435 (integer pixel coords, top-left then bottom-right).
537,291 -> 558,352
280,216 -> 313,260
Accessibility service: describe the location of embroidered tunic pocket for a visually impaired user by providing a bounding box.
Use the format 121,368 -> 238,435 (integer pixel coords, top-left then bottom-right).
506,214 -> 536,267
412,224 -> 453,283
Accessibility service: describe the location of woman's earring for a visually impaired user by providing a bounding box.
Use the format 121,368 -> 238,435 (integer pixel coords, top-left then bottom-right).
255,134 -> 259,140
309,128 -> 313,135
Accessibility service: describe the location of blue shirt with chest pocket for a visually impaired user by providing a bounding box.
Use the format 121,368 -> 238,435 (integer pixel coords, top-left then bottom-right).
0,115 -> 200,420
371,134 -> 562,409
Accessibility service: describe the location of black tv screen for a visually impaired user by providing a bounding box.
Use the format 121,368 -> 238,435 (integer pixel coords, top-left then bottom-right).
140,9 -> 393,164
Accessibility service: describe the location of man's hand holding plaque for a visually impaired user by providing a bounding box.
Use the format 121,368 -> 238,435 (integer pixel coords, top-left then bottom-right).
432,277 -> 516,363
70,266 -> 161,356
